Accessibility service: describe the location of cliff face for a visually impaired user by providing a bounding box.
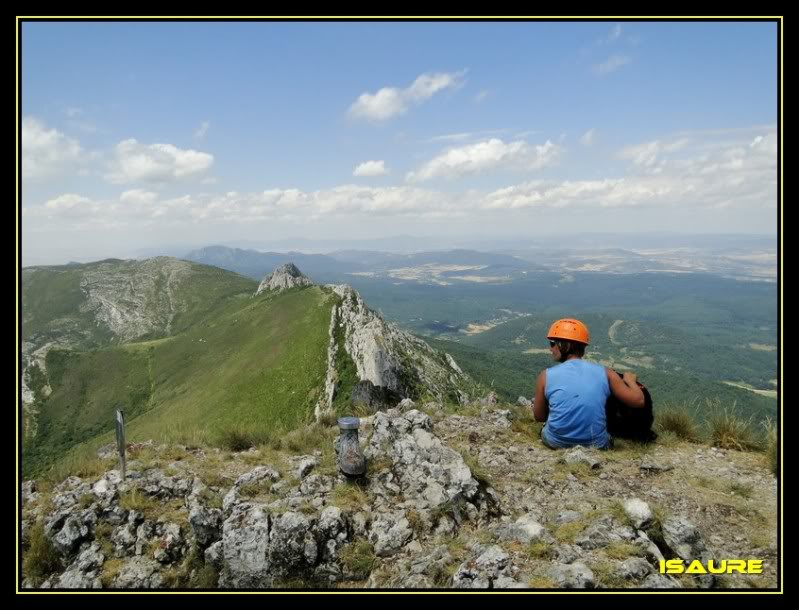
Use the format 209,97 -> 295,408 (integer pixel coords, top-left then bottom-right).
20,401 -> 778,590
327,284 -> 470,398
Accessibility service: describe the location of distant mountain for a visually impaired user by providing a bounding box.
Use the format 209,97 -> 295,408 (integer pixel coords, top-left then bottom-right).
183,246 -> 366,280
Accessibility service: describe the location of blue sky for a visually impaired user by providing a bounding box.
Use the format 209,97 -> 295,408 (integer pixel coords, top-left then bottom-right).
20,20 -> 779,264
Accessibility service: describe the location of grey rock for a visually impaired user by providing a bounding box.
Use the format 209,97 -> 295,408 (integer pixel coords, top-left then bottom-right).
619,558 -> 653,580
497,514 -> 551,544
641,573 -> 682,589
92,470 -> 124,507
369,511 -> 412,557
564,447 -> 602,469
300,474 -> 334,496
204,540 -> 224,569
494,576 -> 527,589
269,512 -> 318,576
53,514 -> 92,556
624,498 -> 653,529
57,543 -> 105,588
296,457 -> 318,480
189,505 -> 222,548
555,510 -> 581,525
640,459 -> 673,473
661,516 -> 707,561
221,504 -> 271,588
550,562 -> 595,589
555,544 -> 582,564
452,545 -> 511,589
256,263 -> 313,295
111,557 -> 164,589
223,466 -> 280,514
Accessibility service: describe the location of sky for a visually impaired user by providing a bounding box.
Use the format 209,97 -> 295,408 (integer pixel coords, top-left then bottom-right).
19,19 -> 780,265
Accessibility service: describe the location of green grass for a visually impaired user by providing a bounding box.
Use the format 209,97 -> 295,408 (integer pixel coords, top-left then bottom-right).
331,305 -> 360,416
458,449 -> 492,487
330,480 -> 370,510
706,402 -> 761,451
553,520 -> 586,544
526,541 -> 553,559
509,404 -> 541,438
214,425 -> 280,452
24,286 -> 335,477
656,404 -> 700,441
22,522 -> 62,586
339,540 -> 377,580
118,490 -> 158,516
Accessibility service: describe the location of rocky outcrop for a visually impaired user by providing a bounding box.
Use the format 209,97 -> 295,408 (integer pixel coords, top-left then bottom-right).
255,263 -> 313,295
20,406 -> 778,590
326,283 -> 470,401
79,258 -> 194,341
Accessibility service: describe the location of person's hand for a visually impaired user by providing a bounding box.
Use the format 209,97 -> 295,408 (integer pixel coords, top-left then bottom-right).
622,371 -> 638,385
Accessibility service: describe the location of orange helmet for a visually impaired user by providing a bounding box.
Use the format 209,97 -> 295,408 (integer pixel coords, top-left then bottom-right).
547,318 -> 590,345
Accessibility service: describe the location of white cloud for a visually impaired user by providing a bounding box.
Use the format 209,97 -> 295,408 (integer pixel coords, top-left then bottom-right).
482,177 -> 688,210
474,90 -> 491,104
25,193 -> 108,222
580,128 -> 597,147
663,138 -> 691,153
483,126 -> 778,211
353,160 -> 389,177
349,88 -> 405,121
349,70 -> 467,121
25,126 -> 776,232
593,54 -> 631,76
427,129 -> 509,144
22,117 -> 83,179
194,121 -> 210,139
619,140 -> 661,167
407,138 -> 561,182
429,132 -> 473,143
750,132 -> 777,155
106,139 -> 213,184
406,71 -> 465,102
608,24 -> 622,42
27,186 -> 461,228
120,189 -> 158,205
45,193 -> 92,211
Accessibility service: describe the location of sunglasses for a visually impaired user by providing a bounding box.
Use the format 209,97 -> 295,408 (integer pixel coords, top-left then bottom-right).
548,340 -> 557,347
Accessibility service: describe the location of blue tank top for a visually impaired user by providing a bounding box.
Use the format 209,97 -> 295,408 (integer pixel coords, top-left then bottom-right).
545,359 -> 610,448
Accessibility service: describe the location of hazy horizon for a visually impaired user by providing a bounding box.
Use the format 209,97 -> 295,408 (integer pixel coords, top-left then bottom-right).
20,231 -> 778,268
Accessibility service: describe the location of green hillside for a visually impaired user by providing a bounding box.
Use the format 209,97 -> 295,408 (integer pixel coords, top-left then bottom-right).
22,258 -> 257,350
23,275 -> 336,476
430,337 -> 778,432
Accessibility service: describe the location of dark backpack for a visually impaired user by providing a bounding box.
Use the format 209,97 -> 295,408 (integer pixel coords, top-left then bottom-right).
605,370 -> 657,442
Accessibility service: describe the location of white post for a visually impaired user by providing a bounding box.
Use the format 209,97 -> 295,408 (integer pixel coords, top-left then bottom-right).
116,410 -> 126,480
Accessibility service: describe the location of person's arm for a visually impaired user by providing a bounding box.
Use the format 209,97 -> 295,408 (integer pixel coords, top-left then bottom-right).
533,370 -> 549,422
606,369 -> 645,409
